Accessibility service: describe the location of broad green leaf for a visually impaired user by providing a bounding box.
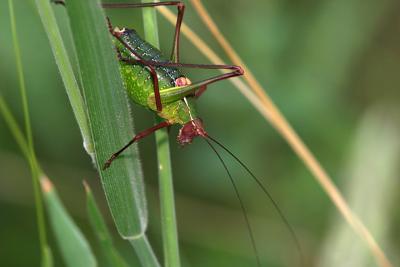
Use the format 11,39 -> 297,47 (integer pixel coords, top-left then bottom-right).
64,0 -> 147,239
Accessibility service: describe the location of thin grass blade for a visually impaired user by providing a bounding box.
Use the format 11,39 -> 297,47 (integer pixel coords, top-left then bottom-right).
7,2 -> 51,264
141,1 -> 181,267
33,0 -> 93,155
41,177 -> 97,267
0,97 -> 97,267
84,181 -> 129,267
42,246 -> 54,267
318,105 -> 399,267
0,97 -> 53,267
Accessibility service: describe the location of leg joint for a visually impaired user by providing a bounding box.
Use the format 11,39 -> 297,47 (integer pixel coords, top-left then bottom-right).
234,66 -> 244,76
177,2 -> 185,10
51,0 -> 65,6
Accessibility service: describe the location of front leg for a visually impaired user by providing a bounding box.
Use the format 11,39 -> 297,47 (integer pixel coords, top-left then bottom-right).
103,120 -> 171,170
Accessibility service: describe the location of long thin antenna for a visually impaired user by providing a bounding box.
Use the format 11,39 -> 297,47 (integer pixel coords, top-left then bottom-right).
205,139 -> 262,267
206,135 -> 305,267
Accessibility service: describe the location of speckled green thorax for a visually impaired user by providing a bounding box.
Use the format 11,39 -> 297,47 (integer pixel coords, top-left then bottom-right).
115,28 -> 198,125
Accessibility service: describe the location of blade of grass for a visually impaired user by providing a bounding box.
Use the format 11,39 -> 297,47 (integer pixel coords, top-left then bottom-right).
8,1 -> 51,265
3,3 -> 99,261
0,96 -> 31,160
318,105 -> 399,267
129,236 -> 160,267
155,6 -> 266,118
65,0 -> 145,237
83,181 -> 129,267
33,0 -> 93,155
0,99 -> 53,267
158,3 -> 393,267
42,246 -> 54,267
0,96 -> 96,267
142,1 -> 181,267
41,176 -> 97,267
9,0 -> 33,149
61,0 -> 159,266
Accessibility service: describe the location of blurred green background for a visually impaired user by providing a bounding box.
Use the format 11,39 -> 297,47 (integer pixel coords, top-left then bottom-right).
1,0 -> 399,266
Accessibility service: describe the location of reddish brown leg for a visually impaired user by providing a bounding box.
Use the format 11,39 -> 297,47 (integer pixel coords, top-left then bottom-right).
51,0 -> 65,5
149,61 -> 244,93
195,85 -> 207,98
103,121 -> 171,170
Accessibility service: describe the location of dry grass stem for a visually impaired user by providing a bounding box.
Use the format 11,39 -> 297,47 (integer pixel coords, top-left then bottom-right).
156,7 -> 274,121
157,2 -> 392,267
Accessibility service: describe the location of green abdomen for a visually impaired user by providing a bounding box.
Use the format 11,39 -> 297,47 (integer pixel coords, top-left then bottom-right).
117,29 -> 183,110
120,63 -> 178,109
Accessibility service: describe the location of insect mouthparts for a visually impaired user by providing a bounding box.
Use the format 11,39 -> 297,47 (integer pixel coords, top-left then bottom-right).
177,118 -> 207,146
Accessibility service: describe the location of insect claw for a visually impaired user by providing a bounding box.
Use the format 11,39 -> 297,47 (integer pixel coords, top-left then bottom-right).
102,162 -> 110,171
102,155 -> 116,170
51,0 -> 65,6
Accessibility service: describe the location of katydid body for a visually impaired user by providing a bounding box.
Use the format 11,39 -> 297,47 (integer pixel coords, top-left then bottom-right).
53,0 -> 243,166
102,3 -> 243,168
115,28 -> 200,126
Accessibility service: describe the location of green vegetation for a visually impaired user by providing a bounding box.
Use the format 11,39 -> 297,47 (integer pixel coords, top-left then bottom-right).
0,0 -> 399,267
